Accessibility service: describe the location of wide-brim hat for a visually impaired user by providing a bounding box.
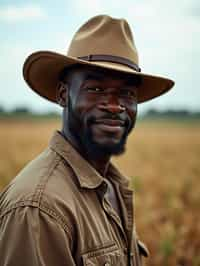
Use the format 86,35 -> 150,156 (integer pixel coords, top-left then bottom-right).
23,15 -> 174,103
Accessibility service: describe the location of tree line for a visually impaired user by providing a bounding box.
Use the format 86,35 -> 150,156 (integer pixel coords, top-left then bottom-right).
0,105 -> 200,120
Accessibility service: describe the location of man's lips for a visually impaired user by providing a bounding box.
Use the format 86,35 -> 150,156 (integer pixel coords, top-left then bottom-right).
91,119 -> 125,133
93,118 -> 125,127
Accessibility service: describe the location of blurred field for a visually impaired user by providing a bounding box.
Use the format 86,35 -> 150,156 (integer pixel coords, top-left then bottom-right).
0,118 -> 200,266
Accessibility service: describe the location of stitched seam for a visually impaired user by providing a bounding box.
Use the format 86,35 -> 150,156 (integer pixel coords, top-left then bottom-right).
39,201 -> 74,235
0,202 -> 73,241
38,204 -> 73,241
32,153 -> 61,205
81,242 -> 118,257
0,199 -> 39,218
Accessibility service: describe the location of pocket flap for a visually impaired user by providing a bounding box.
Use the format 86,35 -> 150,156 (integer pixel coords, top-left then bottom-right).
82,242 -> 123,265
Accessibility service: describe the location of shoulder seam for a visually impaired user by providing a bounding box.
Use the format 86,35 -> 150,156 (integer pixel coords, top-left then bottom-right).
0,201 -> 73,241
32,152 -> 61,205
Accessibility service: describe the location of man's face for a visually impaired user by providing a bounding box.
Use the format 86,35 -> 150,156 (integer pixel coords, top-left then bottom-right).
64,65 -> 139,157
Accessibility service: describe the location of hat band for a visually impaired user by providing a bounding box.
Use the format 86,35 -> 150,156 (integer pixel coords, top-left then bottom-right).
78,54 -> 141,72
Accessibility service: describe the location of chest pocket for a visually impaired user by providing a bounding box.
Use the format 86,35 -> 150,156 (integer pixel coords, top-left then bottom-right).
82,242 -> 124,266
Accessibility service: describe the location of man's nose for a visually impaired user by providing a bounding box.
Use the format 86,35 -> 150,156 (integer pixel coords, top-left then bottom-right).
98,94 -> 125,114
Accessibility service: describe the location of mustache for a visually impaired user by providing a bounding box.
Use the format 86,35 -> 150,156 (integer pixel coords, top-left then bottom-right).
87,114 -> 131,128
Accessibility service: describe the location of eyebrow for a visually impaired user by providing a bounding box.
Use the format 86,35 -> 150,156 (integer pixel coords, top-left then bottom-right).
83,71 -> 141,86
124,78 -> 139,86
124,75 -> 142,87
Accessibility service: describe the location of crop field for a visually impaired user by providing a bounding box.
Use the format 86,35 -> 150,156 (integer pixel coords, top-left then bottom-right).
0,118 -> 200,266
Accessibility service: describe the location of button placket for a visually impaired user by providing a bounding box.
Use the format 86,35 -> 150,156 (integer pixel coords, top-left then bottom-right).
119,187 -> 137,266
103,197 -> 128,246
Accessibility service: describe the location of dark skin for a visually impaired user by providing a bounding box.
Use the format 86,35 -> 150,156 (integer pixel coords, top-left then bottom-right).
58,65 -> 139,216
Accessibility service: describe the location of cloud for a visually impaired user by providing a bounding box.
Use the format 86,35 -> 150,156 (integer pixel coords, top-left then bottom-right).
0,4 -> 47,22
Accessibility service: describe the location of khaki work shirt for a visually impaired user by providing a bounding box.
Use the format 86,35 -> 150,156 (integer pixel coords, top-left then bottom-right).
0,131 -> 149,266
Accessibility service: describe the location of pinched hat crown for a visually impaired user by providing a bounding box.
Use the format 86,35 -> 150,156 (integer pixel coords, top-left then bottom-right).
67,15 -> 139,68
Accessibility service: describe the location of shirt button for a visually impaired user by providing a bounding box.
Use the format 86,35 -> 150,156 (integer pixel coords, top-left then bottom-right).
104,262 -> 110,266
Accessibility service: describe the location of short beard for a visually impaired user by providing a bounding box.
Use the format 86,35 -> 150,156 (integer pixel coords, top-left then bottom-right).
68,97 -> 135,159
83,127 -> 128,159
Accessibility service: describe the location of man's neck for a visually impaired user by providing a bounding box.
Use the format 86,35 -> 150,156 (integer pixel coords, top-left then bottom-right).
61,128 -> 111,177
87,155 -> 110,177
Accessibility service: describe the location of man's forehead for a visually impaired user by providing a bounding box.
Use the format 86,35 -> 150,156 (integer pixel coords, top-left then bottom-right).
65,64 -> 138,83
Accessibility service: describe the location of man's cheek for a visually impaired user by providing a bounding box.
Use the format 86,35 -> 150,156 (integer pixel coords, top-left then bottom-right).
128,106 -> 137,124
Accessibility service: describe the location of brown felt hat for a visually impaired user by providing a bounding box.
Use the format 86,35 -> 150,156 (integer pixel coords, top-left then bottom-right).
23,15 -> 174,103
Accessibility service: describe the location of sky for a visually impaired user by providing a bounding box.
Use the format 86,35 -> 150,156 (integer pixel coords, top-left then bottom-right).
0,0 -> 199,114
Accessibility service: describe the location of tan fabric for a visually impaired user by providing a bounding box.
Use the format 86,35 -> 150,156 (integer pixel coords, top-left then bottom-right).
0,131 -> 149,266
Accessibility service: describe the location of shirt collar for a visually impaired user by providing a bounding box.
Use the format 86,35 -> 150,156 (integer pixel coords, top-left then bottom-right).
49,131 -> 131,190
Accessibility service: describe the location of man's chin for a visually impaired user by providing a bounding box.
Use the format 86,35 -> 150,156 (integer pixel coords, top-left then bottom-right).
86,139 -> 126,157
79,124 -> 129,157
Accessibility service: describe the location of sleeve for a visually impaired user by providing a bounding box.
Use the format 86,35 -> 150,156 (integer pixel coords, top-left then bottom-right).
0,206 -> 76,266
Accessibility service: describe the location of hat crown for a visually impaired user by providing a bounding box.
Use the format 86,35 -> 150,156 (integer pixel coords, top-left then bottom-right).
67,15 -> 139,65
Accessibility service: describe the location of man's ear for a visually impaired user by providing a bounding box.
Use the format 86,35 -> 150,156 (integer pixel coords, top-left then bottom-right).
57,82 -> 68,107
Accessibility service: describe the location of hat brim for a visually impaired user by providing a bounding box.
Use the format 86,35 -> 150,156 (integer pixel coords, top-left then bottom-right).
23,51 -> 174,104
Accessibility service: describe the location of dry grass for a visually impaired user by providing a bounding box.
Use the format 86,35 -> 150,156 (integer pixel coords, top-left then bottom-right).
0,118 -> 200,266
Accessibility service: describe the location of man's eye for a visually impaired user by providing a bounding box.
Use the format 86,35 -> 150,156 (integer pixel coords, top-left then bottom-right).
86,87 -> 104,92
120,90 -> 136,97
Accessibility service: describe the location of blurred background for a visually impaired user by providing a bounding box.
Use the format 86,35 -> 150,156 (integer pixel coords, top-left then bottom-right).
0,1 -> 200,265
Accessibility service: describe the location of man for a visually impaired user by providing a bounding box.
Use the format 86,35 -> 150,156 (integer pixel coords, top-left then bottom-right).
0,15 -> 174,265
